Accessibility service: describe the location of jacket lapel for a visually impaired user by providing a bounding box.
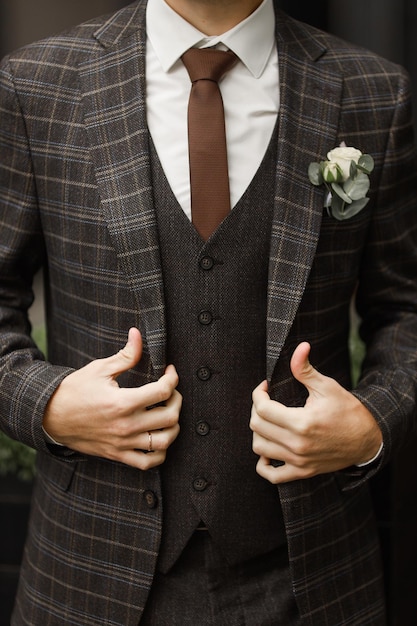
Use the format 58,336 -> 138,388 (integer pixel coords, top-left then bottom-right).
266,10 -> 343,380
78,1 -> 166,379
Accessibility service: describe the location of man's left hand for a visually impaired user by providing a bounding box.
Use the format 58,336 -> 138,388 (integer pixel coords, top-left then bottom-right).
250,342 -> 383,484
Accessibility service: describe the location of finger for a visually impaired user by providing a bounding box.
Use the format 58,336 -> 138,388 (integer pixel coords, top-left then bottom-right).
252,379 -> 269,396
143,388 -> 182,428
120,448 -> 168,471
134,422 -> 180,453
290,342 -> 329,397
256,455 -> 312,484
251,389 -> 294,431
116,365 -> 181,414
252,380 -> 278,417
252,430 -> 293,462
100,327 -> 144,379
112,388 -> 182,446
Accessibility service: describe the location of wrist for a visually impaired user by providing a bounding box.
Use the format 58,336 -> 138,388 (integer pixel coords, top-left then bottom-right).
356,440 -> 384,467
42,425 -> 64,447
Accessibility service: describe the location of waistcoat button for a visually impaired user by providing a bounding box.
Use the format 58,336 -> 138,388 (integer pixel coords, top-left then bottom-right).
193,477 -> 208,492
198,310 -> 213,325
197,366 -> 212,381
143,490 -> 158,509
199,256 -> 214,270
195,421 -> 210,436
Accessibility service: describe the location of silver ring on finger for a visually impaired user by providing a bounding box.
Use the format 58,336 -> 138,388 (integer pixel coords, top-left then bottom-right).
147,431 -> 154,453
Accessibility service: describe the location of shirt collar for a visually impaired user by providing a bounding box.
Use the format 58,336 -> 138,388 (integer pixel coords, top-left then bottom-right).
146,0 -> 276,78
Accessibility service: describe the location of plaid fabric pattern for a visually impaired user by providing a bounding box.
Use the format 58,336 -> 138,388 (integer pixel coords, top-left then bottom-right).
0,2 -> 417,624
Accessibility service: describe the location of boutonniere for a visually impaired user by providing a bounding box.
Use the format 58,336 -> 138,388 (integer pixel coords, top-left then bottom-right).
308,143 -> 374,220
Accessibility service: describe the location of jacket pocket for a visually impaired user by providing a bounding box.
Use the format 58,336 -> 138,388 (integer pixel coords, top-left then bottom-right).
37,452 -> 77,492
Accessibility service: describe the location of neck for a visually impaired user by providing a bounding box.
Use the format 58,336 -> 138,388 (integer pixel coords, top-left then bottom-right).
164,0 -> 263,35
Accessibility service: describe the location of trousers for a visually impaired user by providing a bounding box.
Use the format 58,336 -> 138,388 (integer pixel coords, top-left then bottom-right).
140,530 -> 300,625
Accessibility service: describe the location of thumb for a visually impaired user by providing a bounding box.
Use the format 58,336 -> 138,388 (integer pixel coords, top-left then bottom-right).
290,342 -> 324,396
104,327 -> 143,378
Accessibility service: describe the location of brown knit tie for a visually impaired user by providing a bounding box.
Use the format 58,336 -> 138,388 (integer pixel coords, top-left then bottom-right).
182,48 -> 237,240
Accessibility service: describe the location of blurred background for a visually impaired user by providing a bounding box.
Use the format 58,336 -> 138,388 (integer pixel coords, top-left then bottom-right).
0,1 -> 416,625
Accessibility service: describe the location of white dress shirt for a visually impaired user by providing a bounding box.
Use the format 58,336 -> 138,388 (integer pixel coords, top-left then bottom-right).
146,0 -> 279,216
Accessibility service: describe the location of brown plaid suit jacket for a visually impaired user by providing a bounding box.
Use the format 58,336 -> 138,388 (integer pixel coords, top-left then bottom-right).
1,2 -> 417,624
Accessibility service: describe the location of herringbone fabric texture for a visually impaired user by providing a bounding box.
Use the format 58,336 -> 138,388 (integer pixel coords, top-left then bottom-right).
151,130 -> 285,573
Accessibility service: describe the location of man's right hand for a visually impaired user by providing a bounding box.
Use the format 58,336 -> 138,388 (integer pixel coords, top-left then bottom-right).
42,327 -> 182,470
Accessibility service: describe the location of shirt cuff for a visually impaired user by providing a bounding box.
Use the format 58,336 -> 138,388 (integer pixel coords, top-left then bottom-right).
356,441 -> 384,467
42,425 -> 64,447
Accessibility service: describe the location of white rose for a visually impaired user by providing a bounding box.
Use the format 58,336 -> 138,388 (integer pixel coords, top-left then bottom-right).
326,146 -> 363,181
322,161 -> 343,183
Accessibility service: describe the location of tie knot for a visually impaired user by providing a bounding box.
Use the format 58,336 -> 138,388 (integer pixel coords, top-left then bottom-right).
182,48 -> 237,83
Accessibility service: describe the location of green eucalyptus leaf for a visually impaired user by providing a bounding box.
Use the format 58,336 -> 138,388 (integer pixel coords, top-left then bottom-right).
308,162 -> 323,186
357,154 -> 374,174
331,182 -> 352,204
333,197 -> 369,220
349,160 -> 358,179
330,206 -> 347,221
329,192 -> 346,217
343,172 -> 370,201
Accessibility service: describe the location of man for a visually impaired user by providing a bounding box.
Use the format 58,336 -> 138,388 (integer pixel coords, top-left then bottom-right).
1,0 -> 416,624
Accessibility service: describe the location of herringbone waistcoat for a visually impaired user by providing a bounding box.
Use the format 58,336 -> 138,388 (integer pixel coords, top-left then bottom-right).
151,130 -> 286,574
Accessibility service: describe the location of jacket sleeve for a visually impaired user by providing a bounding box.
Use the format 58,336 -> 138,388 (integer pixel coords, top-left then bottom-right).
351,66 -> 417,471
0,56 -> 73,453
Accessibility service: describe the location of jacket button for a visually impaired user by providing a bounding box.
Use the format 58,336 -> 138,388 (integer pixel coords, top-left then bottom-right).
198,310 -> 213,325
144,490 -> 158,509
193,477 -> 208,492
197,366 -> 212,381
195,421 -> 210,436
199,256 -> 214,271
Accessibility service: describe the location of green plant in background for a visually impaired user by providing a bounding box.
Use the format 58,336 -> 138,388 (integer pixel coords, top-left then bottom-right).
0,324 -> 46,482
0,431 -> 37,481
350,328 -> 366,387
